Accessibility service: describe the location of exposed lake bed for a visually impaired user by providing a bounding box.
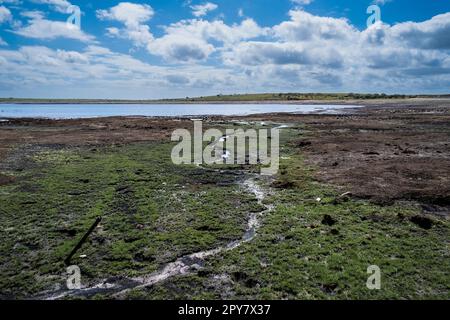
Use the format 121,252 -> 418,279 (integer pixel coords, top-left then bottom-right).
0,100 -> 449,299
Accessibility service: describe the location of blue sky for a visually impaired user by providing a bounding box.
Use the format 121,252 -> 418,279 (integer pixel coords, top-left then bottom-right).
0,0 -> 449,98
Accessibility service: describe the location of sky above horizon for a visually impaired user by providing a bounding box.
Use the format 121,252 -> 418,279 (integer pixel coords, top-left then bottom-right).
0,0 -> 449,99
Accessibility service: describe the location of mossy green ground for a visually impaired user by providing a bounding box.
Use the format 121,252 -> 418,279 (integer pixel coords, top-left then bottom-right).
0,125 -> 448,299
0,142 -> 259,298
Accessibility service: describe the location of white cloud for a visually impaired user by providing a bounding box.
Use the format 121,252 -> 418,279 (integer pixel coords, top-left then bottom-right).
222,9 -> 450,93
0,44 -> 248,98
147,18 -> 267,62
0,36 -> 7,46
2,7 -> 450,97
96,2 -> 154,27
0,0 -> 21,4
148,33 -> 214,62
273,10 -> 356,41
14,14 -> 95,42
389,13 -> 450,50
98,2 -> 266,63
0,5 -> 12,24
30,0 -> 73,13
290,0 -> 314,5
224,41 -> 343,68
372,0 -> 391,5
190,2 -> 218,17
97,2 -> 154,47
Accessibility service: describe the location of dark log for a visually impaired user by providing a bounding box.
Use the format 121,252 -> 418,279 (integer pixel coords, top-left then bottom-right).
64,217 -> 102,265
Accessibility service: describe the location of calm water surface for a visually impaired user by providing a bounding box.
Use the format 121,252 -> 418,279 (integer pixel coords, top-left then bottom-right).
0,104 -> 361,119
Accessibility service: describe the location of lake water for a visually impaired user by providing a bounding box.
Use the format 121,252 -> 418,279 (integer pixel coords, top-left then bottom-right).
0,104 -> 360,119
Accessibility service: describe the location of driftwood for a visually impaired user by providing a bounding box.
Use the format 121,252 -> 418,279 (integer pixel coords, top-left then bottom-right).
64,217 -> 102,265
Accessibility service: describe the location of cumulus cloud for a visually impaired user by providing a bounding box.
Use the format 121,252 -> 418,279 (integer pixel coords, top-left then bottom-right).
98,2 -> 266,63
0,44 -> 246,98
2,6 -> 450,97
224,41 -> 343,68
190,2 -> 218,17
147,18 -> 266,62
96,2 -> 154,26
390,13 -> 450,50
273,10 -> 356,41
13,13 -> 95,42
97,2 -> 154,47
149,34 -> 214,62
221,9 -> 450,92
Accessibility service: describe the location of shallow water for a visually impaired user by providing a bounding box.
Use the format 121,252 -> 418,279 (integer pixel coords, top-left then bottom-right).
0,103 -> 360,119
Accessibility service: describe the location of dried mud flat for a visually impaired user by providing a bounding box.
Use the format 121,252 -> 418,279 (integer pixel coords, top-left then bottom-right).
235,100 -> 450,213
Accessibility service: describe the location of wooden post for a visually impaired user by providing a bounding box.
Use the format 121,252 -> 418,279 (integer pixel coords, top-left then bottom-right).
64,217 -> 102,265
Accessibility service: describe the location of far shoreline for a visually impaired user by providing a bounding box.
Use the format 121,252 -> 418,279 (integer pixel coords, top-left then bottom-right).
1,97 -> 450,106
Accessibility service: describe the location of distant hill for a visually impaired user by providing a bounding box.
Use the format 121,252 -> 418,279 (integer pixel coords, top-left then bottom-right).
1,93 -> 450,104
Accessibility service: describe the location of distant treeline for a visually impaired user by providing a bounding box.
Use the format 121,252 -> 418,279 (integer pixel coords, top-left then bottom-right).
165,93 -> 450,102
1,93 -> 450,104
